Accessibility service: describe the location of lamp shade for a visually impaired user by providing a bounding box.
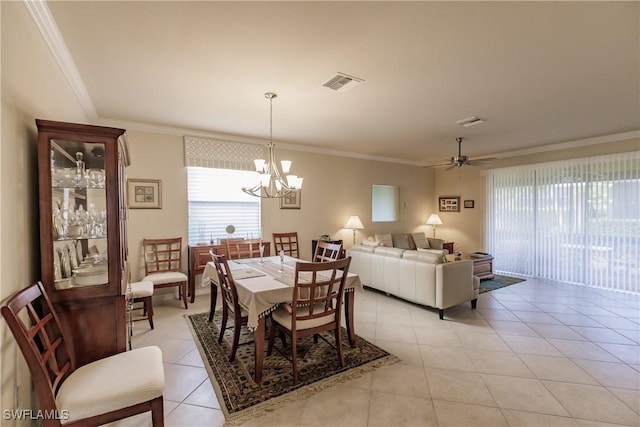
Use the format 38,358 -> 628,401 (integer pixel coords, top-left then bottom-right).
426,214 -> 443,226
344,215 -> 364,230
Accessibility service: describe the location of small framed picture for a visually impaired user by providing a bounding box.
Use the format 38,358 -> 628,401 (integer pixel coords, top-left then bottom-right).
127,179 -> 162,209
280,189 -> 301,209
438,196 -> 460,212
464,200 -> 475,209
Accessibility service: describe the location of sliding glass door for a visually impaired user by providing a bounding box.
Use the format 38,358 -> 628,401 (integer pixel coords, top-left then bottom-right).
486,151 -> 639,294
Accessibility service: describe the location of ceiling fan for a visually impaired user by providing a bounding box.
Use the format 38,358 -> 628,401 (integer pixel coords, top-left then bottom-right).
433,137 -> 496,170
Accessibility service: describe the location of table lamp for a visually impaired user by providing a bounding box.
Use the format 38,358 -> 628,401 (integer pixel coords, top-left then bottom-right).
344,215 -> 364,245
426,214 -> 443,238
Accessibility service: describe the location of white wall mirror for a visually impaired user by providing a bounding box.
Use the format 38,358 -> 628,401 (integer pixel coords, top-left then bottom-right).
372,184 -> 400,222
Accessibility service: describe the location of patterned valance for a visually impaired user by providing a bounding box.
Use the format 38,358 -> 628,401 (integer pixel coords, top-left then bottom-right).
184,135 -> 264,171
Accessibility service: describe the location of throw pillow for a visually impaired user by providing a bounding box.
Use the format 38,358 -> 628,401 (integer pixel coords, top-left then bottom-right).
427,238 -> 444,250
392,234 -> 414,250
362,239 -> 381,247
374,233 -> 393,247
411,232 -> 429,249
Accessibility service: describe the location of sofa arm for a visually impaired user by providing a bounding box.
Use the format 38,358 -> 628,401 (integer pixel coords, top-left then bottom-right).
435,260 -> 475,310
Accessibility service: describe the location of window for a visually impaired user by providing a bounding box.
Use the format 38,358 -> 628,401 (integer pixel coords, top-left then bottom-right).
187,167 -> 261,245
486,151 -> 639,294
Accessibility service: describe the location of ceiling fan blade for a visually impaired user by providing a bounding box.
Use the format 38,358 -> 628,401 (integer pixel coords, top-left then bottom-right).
468,157 -> 497,163
429,162 -> 455,167
444,164 -> 458,171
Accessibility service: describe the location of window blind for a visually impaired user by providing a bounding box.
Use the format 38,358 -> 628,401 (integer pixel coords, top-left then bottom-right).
486,151 -> 639,294
184,135 -> 263,170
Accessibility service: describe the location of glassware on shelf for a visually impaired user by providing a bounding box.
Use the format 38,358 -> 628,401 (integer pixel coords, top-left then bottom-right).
88,169 -> 105,188
75,152 -> 86,187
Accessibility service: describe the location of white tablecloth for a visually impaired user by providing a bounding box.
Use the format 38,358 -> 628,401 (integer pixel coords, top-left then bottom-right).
201,256 -> 363,330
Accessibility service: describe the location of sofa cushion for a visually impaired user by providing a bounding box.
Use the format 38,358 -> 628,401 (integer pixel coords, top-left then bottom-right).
392,233 -> 416,250
374,233 -> 393,247
406,249 -> 446,264
411,232 -> 430,249
373,246 -> 405,258
349,245 -> 376,254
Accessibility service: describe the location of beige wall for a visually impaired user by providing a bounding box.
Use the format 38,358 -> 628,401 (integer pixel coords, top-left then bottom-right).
126,130 -> 436,288
1,1 -> 89,422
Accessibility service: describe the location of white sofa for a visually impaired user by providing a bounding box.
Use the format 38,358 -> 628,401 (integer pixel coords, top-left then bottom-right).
348,245 -> 479,319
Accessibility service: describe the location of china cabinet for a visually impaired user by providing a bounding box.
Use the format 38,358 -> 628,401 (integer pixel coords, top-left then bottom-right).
37,119 -> 130,366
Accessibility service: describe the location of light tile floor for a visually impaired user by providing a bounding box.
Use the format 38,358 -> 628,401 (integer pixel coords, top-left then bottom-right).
113,278 -> 640,426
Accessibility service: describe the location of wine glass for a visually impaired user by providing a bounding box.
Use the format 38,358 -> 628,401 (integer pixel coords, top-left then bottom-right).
279,250 -> 285,273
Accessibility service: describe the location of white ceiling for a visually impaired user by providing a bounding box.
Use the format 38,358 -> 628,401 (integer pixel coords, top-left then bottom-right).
44,1 -> 639,165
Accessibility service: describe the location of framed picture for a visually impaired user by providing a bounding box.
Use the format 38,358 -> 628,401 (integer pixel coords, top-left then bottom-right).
464,200 -> 475,209
280,189 -> 301,209
127,179 -> 162,209
439,196 -> 460,212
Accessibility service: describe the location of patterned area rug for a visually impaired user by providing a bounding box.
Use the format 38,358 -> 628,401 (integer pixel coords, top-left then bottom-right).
479,274 -> 526,293
186,311 -> 399,426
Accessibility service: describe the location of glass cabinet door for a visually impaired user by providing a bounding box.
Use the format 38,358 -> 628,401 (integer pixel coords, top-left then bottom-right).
50,139 -> 108,290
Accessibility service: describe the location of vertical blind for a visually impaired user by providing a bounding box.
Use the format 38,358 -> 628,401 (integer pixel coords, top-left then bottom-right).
486,151 -> 640,294
184,137 -> 262,245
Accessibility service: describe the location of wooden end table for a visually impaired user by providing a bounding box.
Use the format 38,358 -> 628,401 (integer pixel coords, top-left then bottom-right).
446,253 -> 494,280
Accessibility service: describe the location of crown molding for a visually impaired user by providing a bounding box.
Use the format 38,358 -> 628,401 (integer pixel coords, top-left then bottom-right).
93,117 -> 427,167
23,0 -> 97,119
485,130 -> 640,160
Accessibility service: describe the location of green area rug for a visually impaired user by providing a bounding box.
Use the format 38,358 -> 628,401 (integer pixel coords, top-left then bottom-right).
186,311 -> 399,426
479,275 -> 526,294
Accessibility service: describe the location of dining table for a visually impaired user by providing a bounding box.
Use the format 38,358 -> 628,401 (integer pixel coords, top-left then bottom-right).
201,255 -> 363,384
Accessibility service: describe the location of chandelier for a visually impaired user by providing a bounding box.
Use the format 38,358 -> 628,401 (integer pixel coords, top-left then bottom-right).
242,92 -> 303,198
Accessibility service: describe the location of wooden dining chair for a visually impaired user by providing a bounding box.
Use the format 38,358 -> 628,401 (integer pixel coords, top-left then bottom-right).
267,257 -> 352,385
1,282 -> 165,427
142,237 -> 188,309
225,240 -> 261,260
130,280 -> 154,330
211,254 -> 249,362
313,241 -> 343,262
272,232 -> 299,258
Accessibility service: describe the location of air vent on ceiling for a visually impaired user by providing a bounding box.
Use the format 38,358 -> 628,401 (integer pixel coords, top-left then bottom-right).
322,72 -> 364,92
456,116 -> 486,127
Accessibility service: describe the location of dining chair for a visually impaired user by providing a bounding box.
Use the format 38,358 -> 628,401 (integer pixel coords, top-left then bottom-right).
211,254 -> 249,362
142,237 -> 188,309
313,241 -> 343,262
272,232 -> 299,258
225,240 -> 261,260
1,282 -> 165,427
267,256 -> 352,385
130,280 -> 154,330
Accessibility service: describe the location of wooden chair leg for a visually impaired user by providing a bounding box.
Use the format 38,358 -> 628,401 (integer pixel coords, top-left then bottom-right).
146,296 -> 154,330
181,283 -> 188,309
335,326 -> 344,367
218,305 -> 228,344
267,317 -> 275,355
150,396 -> 164,427
229,312 -> 241,362
291,333 -> 299,385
